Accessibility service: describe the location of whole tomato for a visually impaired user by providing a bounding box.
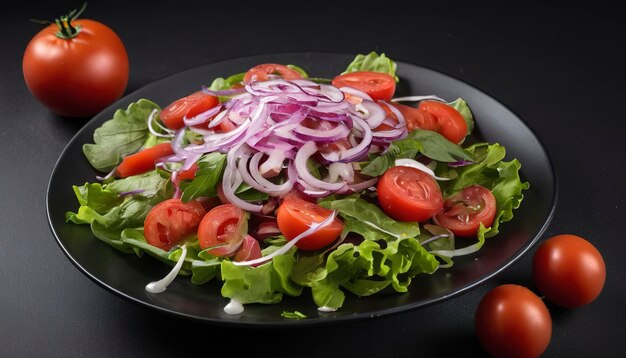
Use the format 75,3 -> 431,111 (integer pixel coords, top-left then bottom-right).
23,5 -> 129,117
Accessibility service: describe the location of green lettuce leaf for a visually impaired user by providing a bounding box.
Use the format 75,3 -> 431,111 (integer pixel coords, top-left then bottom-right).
208,73 -> 245,91
220,246 -> 302,304
82,99 -> 161,172
65,170 -> 172,252
294,238 -> 439,309
287,64 -> 309,78
180,152 -> 226,202
342,51 -> 399,82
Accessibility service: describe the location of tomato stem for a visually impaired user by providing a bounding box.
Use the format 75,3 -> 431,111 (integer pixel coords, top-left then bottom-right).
30,2 -> 88,39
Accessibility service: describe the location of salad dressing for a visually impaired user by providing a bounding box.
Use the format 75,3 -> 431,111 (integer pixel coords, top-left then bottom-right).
224,299 -> 244,315
145,245 -> 188,294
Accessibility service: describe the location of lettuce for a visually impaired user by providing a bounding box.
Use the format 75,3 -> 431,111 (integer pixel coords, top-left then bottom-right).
343,51 -> 399,82
65,170 -> 172,252
82,99 -> 161,172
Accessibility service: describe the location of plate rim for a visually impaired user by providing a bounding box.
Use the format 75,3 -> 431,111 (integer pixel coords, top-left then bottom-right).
46,51 -> 558,327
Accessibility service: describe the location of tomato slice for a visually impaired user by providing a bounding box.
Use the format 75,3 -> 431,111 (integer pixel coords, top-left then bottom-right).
377,166 -> 444,222
232,235 -> 262,264
434,185 -> 497,237
198,204 -> 248,257
276,197 -> 344,251
160,91 -> 219,130
116,142 -> 173,178
332,71 -> 396,102
144,199 -> 207,250
243,64 -> 303,83
417,101 -> 467,143
174,163 -> 198,182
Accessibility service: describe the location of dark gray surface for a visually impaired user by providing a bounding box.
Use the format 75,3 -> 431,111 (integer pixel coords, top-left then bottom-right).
2,3 -> 624,357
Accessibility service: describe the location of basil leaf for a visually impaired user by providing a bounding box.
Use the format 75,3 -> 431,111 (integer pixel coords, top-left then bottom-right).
448,98 -> 474,136
180,152 -> 227,202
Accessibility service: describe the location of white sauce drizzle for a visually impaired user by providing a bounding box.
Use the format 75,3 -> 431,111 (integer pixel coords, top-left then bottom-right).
145,245 -> 188,294
318,306 -> 337,312
224,299 -> 244,315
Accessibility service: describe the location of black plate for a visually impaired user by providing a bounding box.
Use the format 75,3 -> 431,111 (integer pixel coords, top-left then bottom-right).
46,53 -> 556,327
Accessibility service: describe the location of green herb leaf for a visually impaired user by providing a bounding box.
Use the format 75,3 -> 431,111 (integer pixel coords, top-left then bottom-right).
281,311 -> 308,319
181,152 -> 227,202
448,98 -> 474,136
82,99 -> 161,172
286,64 -> 309,78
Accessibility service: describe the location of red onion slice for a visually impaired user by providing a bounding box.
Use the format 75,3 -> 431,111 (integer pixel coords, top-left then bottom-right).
183,104 -> 223,126
390,95 -> 445,103
357,100 -> 386,129
339,86 -> 373,101
321,115 -> 372,163
295,142 -> 345,191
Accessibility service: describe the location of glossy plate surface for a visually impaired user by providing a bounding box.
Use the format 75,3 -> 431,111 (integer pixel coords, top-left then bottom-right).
46,53 -> 556,327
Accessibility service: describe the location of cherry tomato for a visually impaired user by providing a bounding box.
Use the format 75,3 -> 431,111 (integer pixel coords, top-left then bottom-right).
377,166 -> 444,222
243,64 -> 303,83
393,103 -> 439,132
475,284 -> 552,358
23,8 -> 128,117
144,199 -> 207,251
418,101 -> 467,143
115,143 -> 173,178
332,71 -> 396,102
198,204 -> 248,257
160,91 -> 220,130
434,185 -> 497,237
276,197 -> 344,251
532,234 -> 606,308
232,235 -> 262,264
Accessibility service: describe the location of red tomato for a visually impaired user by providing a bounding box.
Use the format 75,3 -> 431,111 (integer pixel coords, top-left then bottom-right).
377,166 -> 443,222
417,101 -> 467,143
434,185 -> 497,237
532,234 -> 606,308
174,163 -> 199,182
198,204 -> 248,257
276,197 -> 344,251
475,284 -> 552,358
160,91 -> 220,130
115,143 -> 173,178
232,235 -> 262,264
393,103 -> 439,132
243,64 -> 303,83
332,71 -> 396,102
23,12 -> 128,117
144,199 -> 207,251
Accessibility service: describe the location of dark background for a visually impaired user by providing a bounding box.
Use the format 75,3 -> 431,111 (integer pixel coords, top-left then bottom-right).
2,2 -> 624,357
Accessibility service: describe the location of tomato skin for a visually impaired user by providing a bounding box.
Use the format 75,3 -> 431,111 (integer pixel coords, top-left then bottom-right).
198,204 -> 248,257
532,234 -> 606,308
232,235 -> 262,264
23,20 -> 128,117
243,64 -> 303,83
115,143 -> 173,178
393,103 -> 439,132
175,163 -> 199,182
276,198 -> 343,251
160,91 -> 220,130
434,185 -> 497,237
144,199 -> 207,251
417,101 -> 467,143
475,284 -> 552,358
377,166 -> 443,222
332,71 -> 396,102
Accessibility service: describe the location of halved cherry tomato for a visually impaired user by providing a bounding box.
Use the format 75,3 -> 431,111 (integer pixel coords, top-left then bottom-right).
144,199 -> 207,251
232,235 -> 262,264
475,284 -> 552,358
276,197 -> 344,251
377,166 -> 444,222
160,91 -> 219,130
332,71 -> 396,102
116,142 -> 173,178
243,64 -> 303,83
533,234 -> 606,308
418,101 -> 467,143
434,185 -> 497,238
198,204 -> 248,257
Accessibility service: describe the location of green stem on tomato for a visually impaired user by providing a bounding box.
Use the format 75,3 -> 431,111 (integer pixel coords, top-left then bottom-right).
30,2 -> 88,39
